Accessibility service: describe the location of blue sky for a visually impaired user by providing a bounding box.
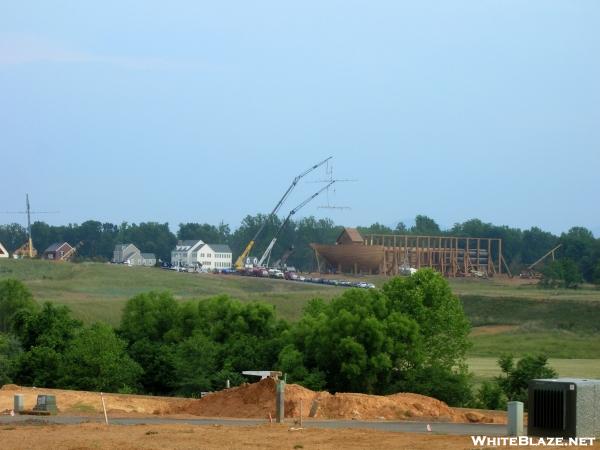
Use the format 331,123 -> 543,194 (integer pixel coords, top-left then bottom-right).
1,1 -> 598,235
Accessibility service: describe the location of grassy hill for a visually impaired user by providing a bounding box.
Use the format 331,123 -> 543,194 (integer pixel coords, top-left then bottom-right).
0,259 -> 344,325
1,259 -> 599,381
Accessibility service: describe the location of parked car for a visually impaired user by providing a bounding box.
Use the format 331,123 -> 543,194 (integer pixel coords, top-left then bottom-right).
268,269 -> 284,279
252,267 -> 269,277
284,271 -> 298,280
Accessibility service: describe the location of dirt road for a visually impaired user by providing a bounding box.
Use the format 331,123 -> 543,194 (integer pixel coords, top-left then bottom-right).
3,422 -> 591,450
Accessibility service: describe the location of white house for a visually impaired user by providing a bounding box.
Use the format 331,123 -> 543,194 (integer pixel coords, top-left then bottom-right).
171,240 -> 204,267
0,242 -> 8,258
197,243 -> 233,270
113,244 -> 156,266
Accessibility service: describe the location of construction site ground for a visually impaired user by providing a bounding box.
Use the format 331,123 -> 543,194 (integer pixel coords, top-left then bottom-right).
0,380 -> 520,449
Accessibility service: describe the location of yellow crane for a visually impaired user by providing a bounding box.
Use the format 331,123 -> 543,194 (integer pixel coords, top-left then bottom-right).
234,157 -> 332,270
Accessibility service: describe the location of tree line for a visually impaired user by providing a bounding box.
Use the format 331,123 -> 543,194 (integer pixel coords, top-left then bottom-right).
1,214 -> 599,283
0,274 -> 556,409
0,272 -> 474,404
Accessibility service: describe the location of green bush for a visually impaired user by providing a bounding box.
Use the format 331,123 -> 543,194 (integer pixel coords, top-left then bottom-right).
540,259 -> 583,289
476,381 -> 507,410
0,279 -> 38,333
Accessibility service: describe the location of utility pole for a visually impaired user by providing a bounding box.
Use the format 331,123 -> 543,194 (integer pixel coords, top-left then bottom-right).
2,194 -> 59,257
25,194 -> 33,257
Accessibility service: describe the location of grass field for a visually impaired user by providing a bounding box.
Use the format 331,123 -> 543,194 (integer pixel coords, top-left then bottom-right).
467,357 -> 600,384
1,259 -> 599,381
0,259 -> 343,324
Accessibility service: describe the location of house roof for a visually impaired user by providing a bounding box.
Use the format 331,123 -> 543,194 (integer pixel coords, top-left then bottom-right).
115,243 -> 140,259
175,240 -> 204,251
204,243 -> 232,253
337,228 -> 364,244
0,242 -> 8,257
44,242 -> 72,253
179,240 -> 202,247
14,242 -> 37,255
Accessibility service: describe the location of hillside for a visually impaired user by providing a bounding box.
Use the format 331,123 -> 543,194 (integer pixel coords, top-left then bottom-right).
0,259 -> 343,324
1,259 -> 599,369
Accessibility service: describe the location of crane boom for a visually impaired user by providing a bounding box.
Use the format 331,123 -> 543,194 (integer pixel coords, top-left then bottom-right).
527,244 -> 562,270
234,156 -> 332,269
258,181 -> 335,267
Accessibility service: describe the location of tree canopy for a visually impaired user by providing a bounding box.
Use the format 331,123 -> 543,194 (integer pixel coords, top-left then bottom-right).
1,215 -> 598,279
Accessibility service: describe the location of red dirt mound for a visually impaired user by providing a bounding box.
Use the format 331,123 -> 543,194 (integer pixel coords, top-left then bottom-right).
173,378 -> 487,422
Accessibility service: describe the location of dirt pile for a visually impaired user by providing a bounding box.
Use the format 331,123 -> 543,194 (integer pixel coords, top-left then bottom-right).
1,381 -> 505,424
174,378 -> 502,423
0,384 -> 189,415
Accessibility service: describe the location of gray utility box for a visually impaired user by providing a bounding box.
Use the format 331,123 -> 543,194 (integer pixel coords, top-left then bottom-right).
528,378 -> 600,438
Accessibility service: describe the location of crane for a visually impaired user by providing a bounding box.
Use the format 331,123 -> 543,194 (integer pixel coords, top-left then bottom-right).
234,156 -> 332,270
257,181 -> 335,268
520,244 -> 563,279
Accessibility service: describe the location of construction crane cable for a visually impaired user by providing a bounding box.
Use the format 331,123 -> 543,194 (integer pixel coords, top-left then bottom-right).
234,156 -> 332,269
258,180 -> 335,267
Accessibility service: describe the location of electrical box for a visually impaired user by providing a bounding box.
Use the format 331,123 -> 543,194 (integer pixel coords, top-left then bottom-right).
33,395 -> 58,415
528,378 -> 600,438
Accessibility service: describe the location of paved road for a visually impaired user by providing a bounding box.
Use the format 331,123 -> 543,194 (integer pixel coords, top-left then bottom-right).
0,415 -> 510,436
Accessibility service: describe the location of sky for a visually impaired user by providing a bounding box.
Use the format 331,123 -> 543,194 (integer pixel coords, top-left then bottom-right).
1,1 -> 599,236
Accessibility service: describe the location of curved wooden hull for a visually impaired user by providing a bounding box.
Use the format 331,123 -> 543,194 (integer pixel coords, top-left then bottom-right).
310,243 -> 384,272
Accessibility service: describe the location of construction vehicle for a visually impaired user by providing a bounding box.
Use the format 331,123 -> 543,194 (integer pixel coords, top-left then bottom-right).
271,245 -> 295,270
520,244 -> 562,279
234,157 -> 332,270
257,181 -> 335,268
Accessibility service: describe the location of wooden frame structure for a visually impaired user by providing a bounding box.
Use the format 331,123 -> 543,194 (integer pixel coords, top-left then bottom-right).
365,234 -> 503,277
311,231 -> 505,277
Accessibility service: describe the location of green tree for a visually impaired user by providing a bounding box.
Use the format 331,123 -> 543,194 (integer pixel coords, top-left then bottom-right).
357,222 -> 394,237
560,227 -> 596,281
281,290 -> 421,394
411,215 -> 442,235
0,279 -> 38,333
382,270 -> 471,370
12,303 -> 82,387
119,292 -> 181,394
171,333 -> 219,396
0,333 -> 22,385
177,222 -> 230,244
521,227 -> 559,265
593,260 -> 600,286
59,323 -> 142,392
496,354 -> 557,407
540,259 -> 583,289
196,296 -> 287,377
476,381 -> 507,410
0,223 -> 28,253
120,291 -> 181,343
12,303 -> 81,352
15,346 -> 63,387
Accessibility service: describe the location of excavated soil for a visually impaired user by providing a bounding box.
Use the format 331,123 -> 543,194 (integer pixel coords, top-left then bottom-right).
173,378 -> 505,424
0,384 -> 190,416
1,380 -> 505,424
